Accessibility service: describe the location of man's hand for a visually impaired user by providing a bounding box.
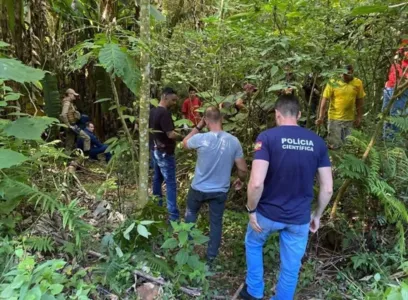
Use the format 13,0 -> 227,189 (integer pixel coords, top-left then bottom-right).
315,118 -> 324,126
249,213 -> 262,233
233,178 -> 243,191
197,118 -> 206,130
354,117 -> 362,128
309,213 -> 321,233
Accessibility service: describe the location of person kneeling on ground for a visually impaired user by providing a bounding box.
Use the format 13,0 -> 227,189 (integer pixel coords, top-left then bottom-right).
77,122 -> 112,162
240,94 -> 333,300
182,106 -> 248,265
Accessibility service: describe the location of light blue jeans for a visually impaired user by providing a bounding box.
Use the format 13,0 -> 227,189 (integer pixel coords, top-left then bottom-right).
245,212 -> 309,299
382,87 -> 408,140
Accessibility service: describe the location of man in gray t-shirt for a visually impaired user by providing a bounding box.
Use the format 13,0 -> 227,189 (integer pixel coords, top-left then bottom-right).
182,106 -> 248,263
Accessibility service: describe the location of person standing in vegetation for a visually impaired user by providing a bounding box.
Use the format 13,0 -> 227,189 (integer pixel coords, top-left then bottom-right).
316,65 -> 366,149
382,42 -> 408,139
149,87 -> 180,221
59,88 -> 91,154
182,87 -> 202,126
182,106 -> 248,265
241,94 -> 333,300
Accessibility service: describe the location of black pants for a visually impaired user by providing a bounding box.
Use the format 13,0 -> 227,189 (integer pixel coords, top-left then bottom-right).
184,187 -> 228,259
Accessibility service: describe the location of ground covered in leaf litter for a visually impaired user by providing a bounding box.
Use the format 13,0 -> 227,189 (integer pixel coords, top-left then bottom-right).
50,160 -> 351,300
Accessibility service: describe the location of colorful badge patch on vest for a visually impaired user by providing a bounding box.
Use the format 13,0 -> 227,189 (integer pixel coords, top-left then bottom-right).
254,141 -> 262,151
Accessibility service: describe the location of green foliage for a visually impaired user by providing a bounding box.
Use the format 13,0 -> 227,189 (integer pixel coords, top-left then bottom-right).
98,43 -> 141,95
3,116 -> 58,141
0,58 -> 45,84
0,249 -> 94,300
162,222 -> 209,291
0,149 -> 28,170
25,236 -> 55,253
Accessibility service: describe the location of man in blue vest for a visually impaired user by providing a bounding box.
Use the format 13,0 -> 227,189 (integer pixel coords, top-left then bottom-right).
240,94 -> 333,300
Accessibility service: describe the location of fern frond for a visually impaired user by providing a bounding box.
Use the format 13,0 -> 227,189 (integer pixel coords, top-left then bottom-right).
0,178 -> 59,214
141,252 -> 174,277
389,116 -> 408,133
26,235 -> 55,253
338,154 -> 369,179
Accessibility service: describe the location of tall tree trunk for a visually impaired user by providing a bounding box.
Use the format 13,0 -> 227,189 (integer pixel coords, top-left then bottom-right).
138,0 -> 150,209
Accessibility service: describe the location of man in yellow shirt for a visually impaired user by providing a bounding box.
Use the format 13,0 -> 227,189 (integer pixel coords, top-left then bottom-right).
316,65 -> 366,149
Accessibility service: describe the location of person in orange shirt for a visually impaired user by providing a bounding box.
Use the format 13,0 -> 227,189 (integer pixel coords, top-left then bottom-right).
182,87 -> 202,126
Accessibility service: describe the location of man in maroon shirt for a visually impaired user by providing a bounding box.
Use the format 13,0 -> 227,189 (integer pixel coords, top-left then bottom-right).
182,87 -> 202,126
383,40 -> 408,139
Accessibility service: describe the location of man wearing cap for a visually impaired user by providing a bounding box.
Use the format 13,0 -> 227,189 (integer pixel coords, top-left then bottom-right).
60,88 -> 91,153
316,65 -> 366,149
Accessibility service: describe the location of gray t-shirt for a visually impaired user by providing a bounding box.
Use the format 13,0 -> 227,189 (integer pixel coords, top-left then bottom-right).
187,131 -> 244,193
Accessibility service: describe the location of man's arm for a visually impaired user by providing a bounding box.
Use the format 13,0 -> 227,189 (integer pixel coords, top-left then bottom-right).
247,160 -> 269,210
60,101 -> 70,126
182,100 -> 189,119
310,166 -> 333,233
182,118 -> 205,149
355,97 -> 364,126
167,130 -> 179,140
315,166 -> 333,217
235,158 -> 248,181
316,97 -> 328,124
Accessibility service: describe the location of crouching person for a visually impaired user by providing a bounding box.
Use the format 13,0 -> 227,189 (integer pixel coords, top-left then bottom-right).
77,122 -> 112,162
182,106 -> 248,265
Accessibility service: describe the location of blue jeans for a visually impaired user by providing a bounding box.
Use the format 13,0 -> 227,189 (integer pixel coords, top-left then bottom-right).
90,144 -> 112,162
245,212 -> 309,299
184,188 -> 228,259
382,88 -> 408,140
152,150 -> 179,221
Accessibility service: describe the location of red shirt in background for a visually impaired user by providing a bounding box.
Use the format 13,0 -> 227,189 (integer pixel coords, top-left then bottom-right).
385,60 -> 408,88
182,97 -> 202,125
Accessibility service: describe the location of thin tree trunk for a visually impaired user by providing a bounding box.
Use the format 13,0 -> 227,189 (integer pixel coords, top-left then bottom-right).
138,0 -> 150,209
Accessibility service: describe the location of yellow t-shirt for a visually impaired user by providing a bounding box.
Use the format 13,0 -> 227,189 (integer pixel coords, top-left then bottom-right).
322,78 -> 366,121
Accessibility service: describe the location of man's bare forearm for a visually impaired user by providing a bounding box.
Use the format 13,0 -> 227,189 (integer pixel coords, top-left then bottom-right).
182,127 -> 200,148
318,98 -> 328,120
247,182 -> 264,210
356,98 -> 364,119
314,186 -> 333,218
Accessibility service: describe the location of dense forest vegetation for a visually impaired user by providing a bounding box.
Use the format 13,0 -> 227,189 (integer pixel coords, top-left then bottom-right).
0,0 -> 408,299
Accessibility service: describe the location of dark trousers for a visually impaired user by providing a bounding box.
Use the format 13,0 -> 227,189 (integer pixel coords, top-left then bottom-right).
184,187 -> 228,259
90,144 -> 112,162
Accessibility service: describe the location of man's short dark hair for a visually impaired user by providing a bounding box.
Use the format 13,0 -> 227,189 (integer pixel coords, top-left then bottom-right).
189,86 -> 197,92
274,94 -> 300,117
204,106 -> 222,122
86,122 -> 94,128
162,87 -> 177,96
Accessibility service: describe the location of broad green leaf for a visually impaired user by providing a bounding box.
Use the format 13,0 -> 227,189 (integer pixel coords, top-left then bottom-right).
161,238 -> 178,249
351,5 -> 387,15
0,149 -> 28,169
15,248 -> 24,258
0,58 -> 45,83
150,5 -> 166,22
4,117 -> 58,140
10,274 -> 25,289
0,41 -> 10,48
123,222 -> 135,240
49,283 -> 64,295
4,93 -> 22,101
98,43 -> 141,95
139,220 -> 156,225
187,255 -> 201,269
267,84 -> 287,92
192,234 -> 209,245
0,101 -> 6,107
178,231 -> 188,246
175,249 -> 189,266
137,224 -> 150,238
27,285 -> 42,299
